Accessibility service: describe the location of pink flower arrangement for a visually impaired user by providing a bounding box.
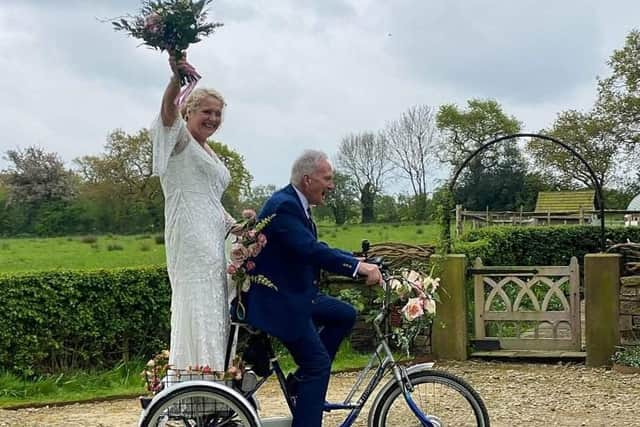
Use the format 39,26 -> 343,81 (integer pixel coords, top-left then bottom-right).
111,0 -> 223,106
387,267 -> 440,355
228,211 -> 277,319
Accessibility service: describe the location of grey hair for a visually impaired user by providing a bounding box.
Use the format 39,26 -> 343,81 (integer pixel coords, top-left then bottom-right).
290,149 -> 329,186
180,88 -> 226,120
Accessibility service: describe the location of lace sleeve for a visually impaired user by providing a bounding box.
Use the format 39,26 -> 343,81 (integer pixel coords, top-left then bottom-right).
224,209 -> 237,234
150,114 -> 190,176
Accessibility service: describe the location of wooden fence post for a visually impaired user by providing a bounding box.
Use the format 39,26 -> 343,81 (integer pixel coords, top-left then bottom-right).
432,254 -> 468,360
585,253 -> 621,367
455,204 -> 463,238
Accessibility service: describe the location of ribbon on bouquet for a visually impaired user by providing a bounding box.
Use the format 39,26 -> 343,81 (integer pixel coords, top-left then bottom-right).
174,61 -> 202,107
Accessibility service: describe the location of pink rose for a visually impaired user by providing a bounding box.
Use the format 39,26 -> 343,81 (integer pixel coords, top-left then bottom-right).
248,243 -> 262,257
247,229 -> 257,239
144,12 -> 162,34
245,260 -> 256,271
257,233 -> 267,246
227,264 -> 237,274
230,243 -> 249,263
402,297 -> 424,321
242,209 -> 257,220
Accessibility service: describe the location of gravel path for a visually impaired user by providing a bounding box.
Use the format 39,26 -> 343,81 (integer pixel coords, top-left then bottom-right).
1,360 -> 639,426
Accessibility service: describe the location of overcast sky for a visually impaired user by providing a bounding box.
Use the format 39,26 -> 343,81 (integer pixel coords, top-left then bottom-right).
1,0 -> 639,192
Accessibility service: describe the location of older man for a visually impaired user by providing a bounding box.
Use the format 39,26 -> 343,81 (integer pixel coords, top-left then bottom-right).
243,149 -> 382,427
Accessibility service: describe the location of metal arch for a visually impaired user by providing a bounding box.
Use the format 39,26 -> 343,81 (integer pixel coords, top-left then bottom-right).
443,133 -> 606,252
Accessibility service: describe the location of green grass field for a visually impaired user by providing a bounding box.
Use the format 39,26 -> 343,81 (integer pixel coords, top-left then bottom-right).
0,223 -> 440,273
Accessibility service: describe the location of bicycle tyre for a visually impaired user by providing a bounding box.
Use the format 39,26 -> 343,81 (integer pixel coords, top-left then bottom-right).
140,385 -> 259,427
369,370 -> 490,427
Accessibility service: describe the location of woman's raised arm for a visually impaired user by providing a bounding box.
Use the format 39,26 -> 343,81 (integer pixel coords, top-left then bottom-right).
160,52 -> 185,126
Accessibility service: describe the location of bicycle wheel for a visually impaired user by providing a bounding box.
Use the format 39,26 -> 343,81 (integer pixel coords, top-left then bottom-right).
369,370 -> 490,427
140,385 -> 259,427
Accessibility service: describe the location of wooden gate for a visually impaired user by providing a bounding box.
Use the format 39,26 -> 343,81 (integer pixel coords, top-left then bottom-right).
471,257 -> 581,353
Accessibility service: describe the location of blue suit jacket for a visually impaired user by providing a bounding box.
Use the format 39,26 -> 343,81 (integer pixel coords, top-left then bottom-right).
243,184 -> 358,341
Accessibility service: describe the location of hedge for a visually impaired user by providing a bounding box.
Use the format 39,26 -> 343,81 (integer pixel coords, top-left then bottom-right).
454,225 -> 640,266
0,266 -> 171,376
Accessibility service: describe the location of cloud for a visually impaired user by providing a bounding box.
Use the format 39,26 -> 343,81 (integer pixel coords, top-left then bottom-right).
379,0 -> 603,104
1,0 -> 639,190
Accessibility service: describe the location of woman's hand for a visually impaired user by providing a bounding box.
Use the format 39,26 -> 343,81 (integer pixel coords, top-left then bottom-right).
168,51 -> 188,81
229,223 -> 245,236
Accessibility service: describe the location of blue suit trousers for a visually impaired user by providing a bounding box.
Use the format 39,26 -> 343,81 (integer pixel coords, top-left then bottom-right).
280,294 -> 357,427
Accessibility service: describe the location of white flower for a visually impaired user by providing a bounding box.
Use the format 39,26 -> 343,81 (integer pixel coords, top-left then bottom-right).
424,275 -> 440,292
389,278 -> 403,290
423,297 -> 436,315
404,270 -> 424,289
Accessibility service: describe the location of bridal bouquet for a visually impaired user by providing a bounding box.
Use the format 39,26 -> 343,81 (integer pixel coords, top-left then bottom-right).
386,268 -> 440,355
228,209 -> 277,320
112,0 -> 223,105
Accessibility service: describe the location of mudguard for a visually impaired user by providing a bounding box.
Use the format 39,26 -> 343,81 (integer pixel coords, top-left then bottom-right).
138,380 -> 262,427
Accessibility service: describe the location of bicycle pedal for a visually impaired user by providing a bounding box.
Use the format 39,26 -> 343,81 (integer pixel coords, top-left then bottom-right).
241,369 -> 258,392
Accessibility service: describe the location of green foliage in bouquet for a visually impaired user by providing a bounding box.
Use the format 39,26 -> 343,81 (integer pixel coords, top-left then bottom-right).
112,0 -> 223,59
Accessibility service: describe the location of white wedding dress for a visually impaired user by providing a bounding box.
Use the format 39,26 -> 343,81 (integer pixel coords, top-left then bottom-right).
151,114 -> 235,372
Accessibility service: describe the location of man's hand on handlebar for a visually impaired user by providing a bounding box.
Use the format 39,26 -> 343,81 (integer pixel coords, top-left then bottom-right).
357,262 -> 383,286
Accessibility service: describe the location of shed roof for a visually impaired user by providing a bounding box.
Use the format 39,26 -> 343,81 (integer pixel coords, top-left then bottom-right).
534,190 -> 595,213
628,194 -> 640,211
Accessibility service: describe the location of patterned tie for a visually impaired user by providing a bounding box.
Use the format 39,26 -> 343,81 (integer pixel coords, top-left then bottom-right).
307,207 -> 317,238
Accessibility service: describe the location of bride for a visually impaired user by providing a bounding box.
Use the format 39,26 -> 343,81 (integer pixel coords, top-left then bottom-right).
151,51 -> 238,372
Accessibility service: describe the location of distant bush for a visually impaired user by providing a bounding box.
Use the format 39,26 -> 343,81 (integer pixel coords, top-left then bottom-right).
416,228 -> 424,235
140,243 -> 151,252
80,235 -> 98,244
107,244 -> 124,251
155,235 -> 165,245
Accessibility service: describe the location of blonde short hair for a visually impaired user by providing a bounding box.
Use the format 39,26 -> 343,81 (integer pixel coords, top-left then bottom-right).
180,88 -> 226,120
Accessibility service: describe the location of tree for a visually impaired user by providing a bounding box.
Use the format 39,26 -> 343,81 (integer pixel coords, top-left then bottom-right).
595,29 -> 640,147
436,99 -> 527,211
385,105 -> 440,220
4,146 -> 76,205
241,184 -> 277,212
454,145 -> 552,211
336,132 -> 393,223
375,194 -> 401,223
323,172 -> 359,225
436,99 -> 522,168
208,141 -> 253,217
3,146 -> 77,233
527,110 -> 621,188
75,129 -> 162,233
